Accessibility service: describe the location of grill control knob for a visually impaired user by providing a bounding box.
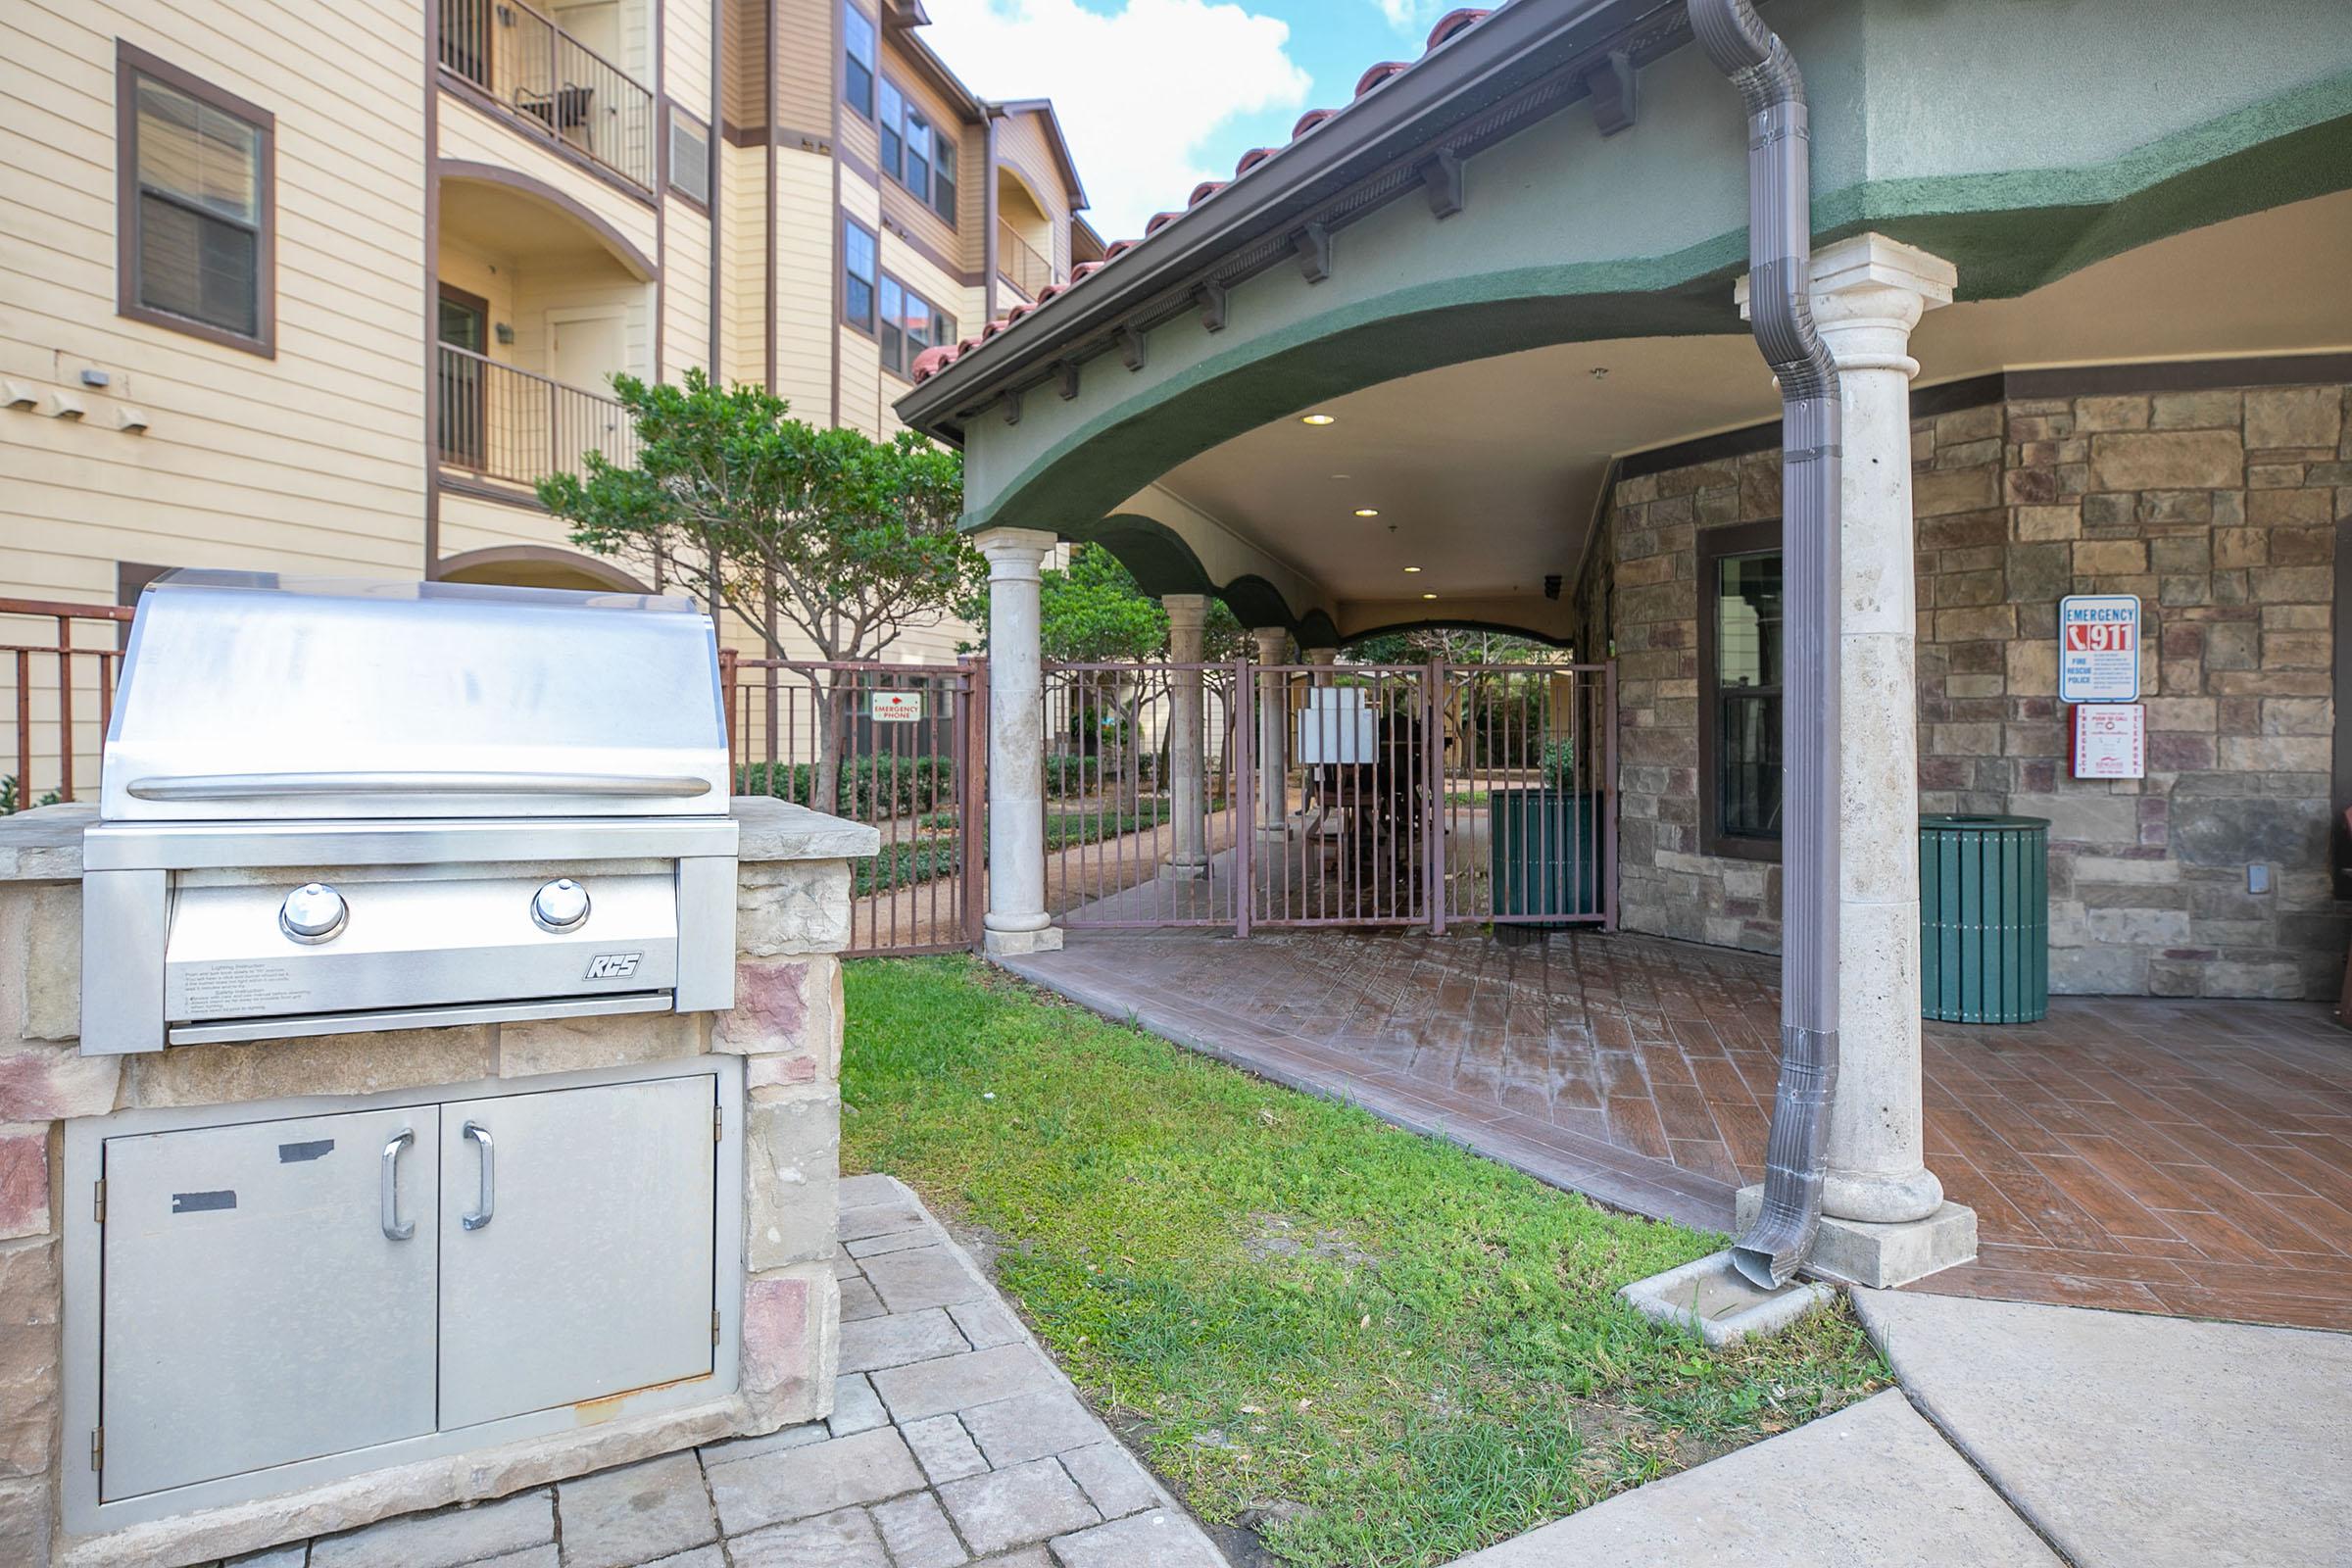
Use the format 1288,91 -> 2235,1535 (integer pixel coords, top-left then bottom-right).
531,878 -> 591,933
279,883 -> 348,944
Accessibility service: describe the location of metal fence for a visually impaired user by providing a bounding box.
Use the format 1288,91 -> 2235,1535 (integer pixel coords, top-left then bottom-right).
439,0 -> 657,190
436,344 -> 638,491
720,656 -> 984,956
1046,659 -> 1617,935
2,599 -> 135,811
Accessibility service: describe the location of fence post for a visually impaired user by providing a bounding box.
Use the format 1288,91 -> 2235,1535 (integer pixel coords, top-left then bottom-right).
1425,659 -> 1446,935
717,648 -> 739,784
961,658 -> 988,952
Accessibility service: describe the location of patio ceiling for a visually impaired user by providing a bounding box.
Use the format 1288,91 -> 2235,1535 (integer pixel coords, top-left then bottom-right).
1140,187 -> 2352,643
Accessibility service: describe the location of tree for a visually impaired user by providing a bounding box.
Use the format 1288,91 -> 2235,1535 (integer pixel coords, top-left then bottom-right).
540,370 -> 979,810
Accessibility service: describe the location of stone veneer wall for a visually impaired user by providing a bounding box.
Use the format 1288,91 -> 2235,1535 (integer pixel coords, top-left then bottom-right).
1598,378 -> 2352,999
0,798 -> 870,1566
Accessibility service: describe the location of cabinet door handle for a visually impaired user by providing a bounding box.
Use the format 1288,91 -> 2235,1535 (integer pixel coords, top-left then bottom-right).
380,1128 -> 416,1241
462,1120 -> 495,1231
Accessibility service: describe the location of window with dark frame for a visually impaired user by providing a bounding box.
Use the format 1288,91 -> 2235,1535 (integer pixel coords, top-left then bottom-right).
843,3 -> 876,119
877,273 -> 955,378
118,43 -> 274,355
875,77 -> 958,227
1697,520 -> 1785,860
842,217 -> 877,332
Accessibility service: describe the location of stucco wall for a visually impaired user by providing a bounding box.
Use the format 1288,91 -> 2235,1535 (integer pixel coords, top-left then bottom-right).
1596,376 -> 2352,1000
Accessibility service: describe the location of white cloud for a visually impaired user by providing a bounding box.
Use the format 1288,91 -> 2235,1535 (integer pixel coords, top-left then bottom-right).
918,0 -> 1312,238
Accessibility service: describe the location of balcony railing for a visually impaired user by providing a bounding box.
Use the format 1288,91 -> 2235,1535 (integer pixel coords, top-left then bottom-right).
997,220 -> 1057,302
439,0 -> 656,192
436,343 -> 639,492
3,598 -> 134,809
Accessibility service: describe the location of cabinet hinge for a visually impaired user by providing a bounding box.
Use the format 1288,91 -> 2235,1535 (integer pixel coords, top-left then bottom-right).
711,1308 -> 722,1347
89,1427 -> 102,1473
92,1179 -> 105,1225
713,1105 -> 723,1143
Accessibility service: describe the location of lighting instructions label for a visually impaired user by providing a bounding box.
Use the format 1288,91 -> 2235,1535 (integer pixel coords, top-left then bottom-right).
172,960 -> 310,1018
2059,594 -> 2140,703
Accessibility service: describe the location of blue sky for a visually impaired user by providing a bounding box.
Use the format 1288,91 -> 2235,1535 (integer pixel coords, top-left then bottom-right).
920,0 -> 1458,237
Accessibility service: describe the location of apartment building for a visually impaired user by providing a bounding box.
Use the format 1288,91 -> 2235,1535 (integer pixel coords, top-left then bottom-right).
1,0 -> 1093,681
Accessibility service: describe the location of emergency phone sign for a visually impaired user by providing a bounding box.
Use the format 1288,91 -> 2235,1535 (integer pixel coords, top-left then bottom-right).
2058,595 -> 2140,703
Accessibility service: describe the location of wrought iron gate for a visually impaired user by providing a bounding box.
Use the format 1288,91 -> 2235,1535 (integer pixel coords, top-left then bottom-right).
1047,659 -> 1616,936
722,656 -> 985,956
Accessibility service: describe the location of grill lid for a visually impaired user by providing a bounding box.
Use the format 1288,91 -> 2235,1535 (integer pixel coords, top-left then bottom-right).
102,572 -> 731,821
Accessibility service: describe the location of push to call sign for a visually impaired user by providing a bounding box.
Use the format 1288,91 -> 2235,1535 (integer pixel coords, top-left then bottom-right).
2058,594 -> 2140,704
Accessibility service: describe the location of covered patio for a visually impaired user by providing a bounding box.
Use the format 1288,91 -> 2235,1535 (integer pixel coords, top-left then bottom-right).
1005,926 -> 2352,1332
899,0 -> 2352,1302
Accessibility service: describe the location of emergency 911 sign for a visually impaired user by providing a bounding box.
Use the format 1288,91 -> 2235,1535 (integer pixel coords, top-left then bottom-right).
2058,594 -> 2140,703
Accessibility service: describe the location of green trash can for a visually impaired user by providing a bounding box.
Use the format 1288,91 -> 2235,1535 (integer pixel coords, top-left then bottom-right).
1489,789 -> 1603,930
1919,813 -> 2049,1024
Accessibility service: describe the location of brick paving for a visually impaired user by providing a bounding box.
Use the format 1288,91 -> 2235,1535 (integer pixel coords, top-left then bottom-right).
1004,926 -> 2352,1332
229,1175 -> 1225,1568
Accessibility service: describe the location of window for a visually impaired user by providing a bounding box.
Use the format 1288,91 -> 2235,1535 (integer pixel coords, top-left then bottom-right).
842,217 -> 877,333
878,80 -> 904,178
117,43 -> 274,355
931,133 -> 956,223
843,3 -> 876,119
877,273 -> 955,378
1697,520 -> 1783,859
875,77 -> 957,227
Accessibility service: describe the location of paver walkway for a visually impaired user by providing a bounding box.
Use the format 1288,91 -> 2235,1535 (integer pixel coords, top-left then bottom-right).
1004,925 -> 2352,1330
237,1174 -> 1225,1568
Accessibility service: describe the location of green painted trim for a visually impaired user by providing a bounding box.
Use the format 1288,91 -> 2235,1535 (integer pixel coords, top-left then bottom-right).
1343,617 -> 1575,651
1078,514 -> 1343,648
958,74 -> 2352,537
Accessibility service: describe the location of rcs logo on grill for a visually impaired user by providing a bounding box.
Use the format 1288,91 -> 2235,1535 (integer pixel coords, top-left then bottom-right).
584,953 -> 642,980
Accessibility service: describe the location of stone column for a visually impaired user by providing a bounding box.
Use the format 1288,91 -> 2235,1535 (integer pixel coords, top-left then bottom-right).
977,527 -> 1063,955
1303,645 -> 1338,685
1252,626 -> 1291,836
1162,594 -> 1210,880
1806,234 -> 1955,1229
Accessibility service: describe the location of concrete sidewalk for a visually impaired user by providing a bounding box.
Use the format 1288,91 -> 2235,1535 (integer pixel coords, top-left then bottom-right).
1456,1287 -> 2352,1567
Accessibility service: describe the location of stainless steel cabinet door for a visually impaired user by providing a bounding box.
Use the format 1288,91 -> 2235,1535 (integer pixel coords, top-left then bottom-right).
437,1073 -> 717,1428
100,1106 -> 438,1500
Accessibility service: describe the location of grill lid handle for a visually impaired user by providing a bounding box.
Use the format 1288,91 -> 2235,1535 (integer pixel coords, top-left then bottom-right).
124,771 -> 715,801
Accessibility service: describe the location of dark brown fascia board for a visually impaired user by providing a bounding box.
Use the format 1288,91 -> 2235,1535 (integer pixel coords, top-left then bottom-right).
895,0 -> 1682,438
989,98 -> 1090,213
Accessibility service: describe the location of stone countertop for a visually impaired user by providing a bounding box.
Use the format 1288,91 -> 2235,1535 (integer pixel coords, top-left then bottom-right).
0,798 -> 877,880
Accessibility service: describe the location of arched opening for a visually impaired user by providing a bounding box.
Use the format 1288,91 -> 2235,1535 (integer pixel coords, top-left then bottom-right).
436,545 -> 651,594
433,166 -> 657,497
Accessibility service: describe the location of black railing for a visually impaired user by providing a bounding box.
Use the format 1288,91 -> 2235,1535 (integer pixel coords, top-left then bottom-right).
436,343 -> 638,489
440,0 -> 656,191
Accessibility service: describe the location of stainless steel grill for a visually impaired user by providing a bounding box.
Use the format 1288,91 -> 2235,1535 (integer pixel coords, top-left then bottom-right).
80,573 -> 739,1054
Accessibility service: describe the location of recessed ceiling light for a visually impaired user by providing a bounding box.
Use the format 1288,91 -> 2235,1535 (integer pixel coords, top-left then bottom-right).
1420,592 -> 1439,601
1353,508 -> 1379,517
1403,565 -> 1422,573
1300,413 -> 1336,425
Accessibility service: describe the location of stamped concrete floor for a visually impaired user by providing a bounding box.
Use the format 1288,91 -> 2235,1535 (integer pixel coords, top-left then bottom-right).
221,1174 -> 1225,1568
1004,925 -> 2352,1331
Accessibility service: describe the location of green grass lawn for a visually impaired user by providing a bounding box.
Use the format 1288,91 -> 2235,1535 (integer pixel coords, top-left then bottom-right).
842,957 -> 1887,1568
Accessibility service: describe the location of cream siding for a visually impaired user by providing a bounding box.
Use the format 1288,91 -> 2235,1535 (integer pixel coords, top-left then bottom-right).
436,91 -> 660,264
2,0 -> 427,612
665,0 -> 715,122
663,196 -> 715,380
775,148 -> 836,415
719,138 -> 767,387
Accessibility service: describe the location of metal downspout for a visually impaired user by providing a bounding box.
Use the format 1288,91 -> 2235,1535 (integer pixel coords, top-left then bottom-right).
1690,0 -> 1844,1290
